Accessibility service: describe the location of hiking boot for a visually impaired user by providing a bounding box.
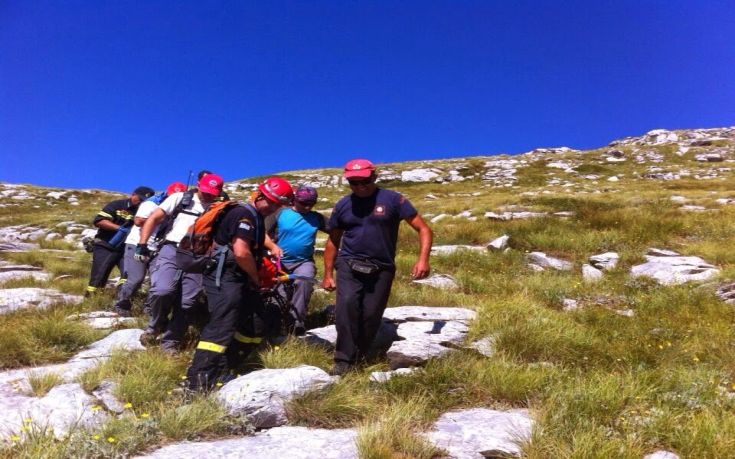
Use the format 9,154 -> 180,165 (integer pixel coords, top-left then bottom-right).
293,324 -> 306,337
139,330 -> 159,347
113,306 -> 132,317
329,361 -> 351,376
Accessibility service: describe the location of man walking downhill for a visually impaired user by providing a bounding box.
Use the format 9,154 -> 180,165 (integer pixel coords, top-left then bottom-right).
111,181 -> 186,317
135,173 -> 224,353
322,159 -> 433,376
186,177 -> 294,391
267,185 -> 328,335
86,186 -> 155,297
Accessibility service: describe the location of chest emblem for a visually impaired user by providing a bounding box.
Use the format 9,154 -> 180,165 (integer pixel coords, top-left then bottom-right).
374,205 -> 386,216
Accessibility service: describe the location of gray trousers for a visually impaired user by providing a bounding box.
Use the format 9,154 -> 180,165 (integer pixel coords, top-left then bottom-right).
147,243 -> 203,349
282,260 -> 316,326
114,244 -> 149,310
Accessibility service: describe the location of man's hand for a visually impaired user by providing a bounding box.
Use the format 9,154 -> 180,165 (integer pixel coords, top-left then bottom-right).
269,244 -> 283,259
411,259 -> 430,280
321,275 -> 336,291
134,244 -> 151,263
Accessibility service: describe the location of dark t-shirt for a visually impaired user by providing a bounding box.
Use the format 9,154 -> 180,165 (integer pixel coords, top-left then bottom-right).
93,198 -> 138,243
328,188 -> 417,268
213,203 -> 265,268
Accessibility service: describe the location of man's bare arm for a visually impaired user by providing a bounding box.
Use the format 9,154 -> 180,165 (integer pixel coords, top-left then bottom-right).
321,228 -> 343,290
404,213 -> 432,279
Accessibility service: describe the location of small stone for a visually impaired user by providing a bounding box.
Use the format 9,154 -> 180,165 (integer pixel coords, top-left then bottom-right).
487,235 -> 509,251
582,264 -> 603,282
527,252 -> 573,271
562,299 -> 579,311
412,274 -> 459,290
369,367 -> 419,383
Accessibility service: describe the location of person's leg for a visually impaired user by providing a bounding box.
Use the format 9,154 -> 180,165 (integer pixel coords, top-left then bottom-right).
333,258 -> 364,365
227,287 -> 266,374
160,271 -> 203,352
114,244 -> 147,312
186,271 -> 241,391
287,261 -> 316,333
356,269 -> 394,359
145,245 -> 180,339
86,243 -> 121,296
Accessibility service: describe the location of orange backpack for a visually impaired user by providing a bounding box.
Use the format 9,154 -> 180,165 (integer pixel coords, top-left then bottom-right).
176,201 -> 240,276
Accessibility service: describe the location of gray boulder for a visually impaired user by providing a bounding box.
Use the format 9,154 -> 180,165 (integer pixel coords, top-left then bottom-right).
387,320 -> 470,369
0,263 -> 50,284
137,426 -> 358,459
412,274 -> 460,290
431,245 -> 487,256
631,249 -> 719,285
424,408 -> 533,458
383,306 -> 476,323
589,252 -> 619,270
582,264 -> 603,282
487,235 -> 510,251
527,252 -> 573,271
216,365 -> 334,428
0,288 -> 83,314
370,367 -> 420,383
644,451 -> 680,459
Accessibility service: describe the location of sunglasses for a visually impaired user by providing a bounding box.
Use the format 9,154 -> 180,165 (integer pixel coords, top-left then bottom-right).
348,178 -> 373,186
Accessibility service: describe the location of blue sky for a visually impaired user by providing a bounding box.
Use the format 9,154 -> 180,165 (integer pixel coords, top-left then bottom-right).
1,1 -> 733,192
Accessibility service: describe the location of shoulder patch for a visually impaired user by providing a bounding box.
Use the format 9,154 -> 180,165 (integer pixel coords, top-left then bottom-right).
238,219 -> 252,231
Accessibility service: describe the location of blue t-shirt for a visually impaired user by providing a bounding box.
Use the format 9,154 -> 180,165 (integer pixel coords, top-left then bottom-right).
273,208 -> 326,264
329,188 -> 417,268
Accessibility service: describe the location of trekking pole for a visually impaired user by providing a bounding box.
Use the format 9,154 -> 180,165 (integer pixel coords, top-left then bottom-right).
185,170 -> 193,190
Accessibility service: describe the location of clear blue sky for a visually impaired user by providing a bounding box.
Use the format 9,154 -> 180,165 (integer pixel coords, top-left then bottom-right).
2,1 -> 734,192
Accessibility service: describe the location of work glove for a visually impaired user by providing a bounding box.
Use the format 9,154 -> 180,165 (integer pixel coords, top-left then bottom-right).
134,243 -> 151,263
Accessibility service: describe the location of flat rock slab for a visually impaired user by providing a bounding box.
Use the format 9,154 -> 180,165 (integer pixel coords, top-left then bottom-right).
137,426 -> 358,459
716,282 -> 735,304
0,262 -> 50,283
425,408 -> 533,458
485,211 -> 546,221
370,367 -> 420,383
387,320 -> 470,369
216,365 -> 335,428
0,383 -> 108,440
412,274 -> 460,290
66,311 -> 138,329
631,249 -> 719,285
589,252 -> 619,270
431,245 -> 487,256
0,288 -> 83,314
527,252 -> 573,271
382,306 -> 476,323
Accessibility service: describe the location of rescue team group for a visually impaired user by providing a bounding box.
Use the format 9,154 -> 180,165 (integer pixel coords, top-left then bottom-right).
84,159 -> 433,391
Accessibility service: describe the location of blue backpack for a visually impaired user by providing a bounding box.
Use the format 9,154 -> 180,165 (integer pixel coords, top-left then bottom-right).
146,192 -> 168,206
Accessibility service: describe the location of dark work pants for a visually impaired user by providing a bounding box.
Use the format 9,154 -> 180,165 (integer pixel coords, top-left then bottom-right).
186,266 -> 275,390
87,242 -> 124,295
334,258 -> 395,364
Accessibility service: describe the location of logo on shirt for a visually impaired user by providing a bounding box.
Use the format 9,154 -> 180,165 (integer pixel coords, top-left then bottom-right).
374,205 -> 385,216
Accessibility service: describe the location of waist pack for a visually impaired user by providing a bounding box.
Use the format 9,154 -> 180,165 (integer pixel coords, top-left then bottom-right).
347,258 -> 380,276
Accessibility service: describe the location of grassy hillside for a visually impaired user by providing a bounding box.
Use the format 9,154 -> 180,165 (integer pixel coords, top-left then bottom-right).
2,127 -> 735,457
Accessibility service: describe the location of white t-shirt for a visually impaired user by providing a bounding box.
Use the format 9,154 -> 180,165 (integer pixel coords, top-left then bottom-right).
158,191 -> 208,243
125,200 -> 159,247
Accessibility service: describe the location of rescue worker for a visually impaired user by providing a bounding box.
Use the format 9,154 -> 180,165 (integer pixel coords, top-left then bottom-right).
186,177 -> 294,391
322,159 -> 433,376
86,186 -> 155,297
267,185 -> 328,335
135,173 -> 224,353
112,181 -> 187,316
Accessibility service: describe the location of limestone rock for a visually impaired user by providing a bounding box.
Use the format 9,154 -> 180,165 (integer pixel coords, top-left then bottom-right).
485,211 -> 546,221
716,282 -> 735,304
644,451 -> 680,459
0,263 -> 50,283
402,168 -> 440,183
382,306 -> 476,323
488,235 -> 510,251
216,366 -> 334,428
527,252 -> 573,271
589,252 -> 619,270
137,426 -> 358,459
431,245 -> 487,256
370,367 -> 420,383
425,408 -> 533,458
91,380 -> 125,413
66,311 -> 137,329
430,214 -> 450,223
582,264 -> 603,282
468,336 -> 495,357
387,320 -> 470,369
0,288 -> 83,314
412,274 -> 459,290
562,298 -> 579,311
631,250 -> 719,285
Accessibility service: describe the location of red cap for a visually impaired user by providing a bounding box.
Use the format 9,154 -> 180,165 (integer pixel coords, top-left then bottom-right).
166,182 -> 187,196
198,173 -> 224,195
344,158 -> 375,179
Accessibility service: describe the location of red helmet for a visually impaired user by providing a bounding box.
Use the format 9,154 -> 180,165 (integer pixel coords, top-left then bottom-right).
258,177 -> 294,205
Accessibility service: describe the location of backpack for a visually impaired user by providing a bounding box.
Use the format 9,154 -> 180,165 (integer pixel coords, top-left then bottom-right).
175,200 -> 241,282
145,191 -> 168,206
153,190 -> 195,243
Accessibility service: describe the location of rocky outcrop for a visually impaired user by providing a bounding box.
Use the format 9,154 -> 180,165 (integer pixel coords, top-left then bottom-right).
216,365 -> 334,428
424,408 -> 533,458
527,252 -> 573,271
137,426 -> 358,459
630,249 -> 719,285
0,262 -> 50,284
412,274 -> 460,290
66,311 -> 137,329
0,288 -> 83,314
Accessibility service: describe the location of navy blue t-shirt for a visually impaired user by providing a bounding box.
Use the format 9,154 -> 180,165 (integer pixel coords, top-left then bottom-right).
329,188 -> 417,268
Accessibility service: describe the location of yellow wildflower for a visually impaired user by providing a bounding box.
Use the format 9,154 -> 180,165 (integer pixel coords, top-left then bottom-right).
10,435 -> 20,442
141,413 -> 150,419
93,434 -> 100,440
124,402 -> 133,409
107,437 -> 116,443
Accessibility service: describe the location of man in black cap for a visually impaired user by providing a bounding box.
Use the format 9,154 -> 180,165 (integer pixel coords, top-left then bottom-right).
85,186 -> 155,297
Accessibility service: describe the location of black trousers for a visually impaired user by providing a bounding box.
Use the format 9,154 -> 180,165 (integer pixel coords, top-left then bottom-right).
87,242 -> 124,294
186,266 -> 278,390
334,257 -> 395,364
